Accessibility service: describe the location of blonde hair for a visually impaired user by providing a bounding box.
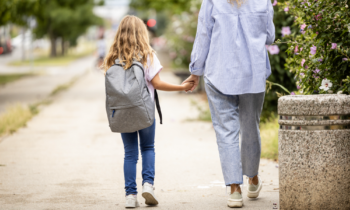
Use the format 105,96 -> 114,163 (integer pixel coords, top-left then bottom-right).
228,0 -> 246,7
102,15 -> 154,72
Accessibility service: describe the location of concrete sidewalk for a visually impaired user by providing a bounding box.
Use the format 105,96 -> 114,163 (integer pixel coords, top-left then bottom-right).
0,55 -> 95,114
0,71 -> 279,210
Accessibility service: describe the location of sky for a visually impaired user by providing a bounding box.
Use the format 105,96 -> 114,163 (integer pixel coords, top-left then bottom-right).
94,0 -> 130,21
104,0 -> 130,6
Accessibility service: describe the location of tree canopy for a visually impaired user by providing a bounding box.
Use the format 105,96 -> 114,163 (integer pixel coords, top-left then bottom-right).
0,0 -> 103,57
0,0 -> 37,26
130,0 -> 192,14
33,0 -> 103,56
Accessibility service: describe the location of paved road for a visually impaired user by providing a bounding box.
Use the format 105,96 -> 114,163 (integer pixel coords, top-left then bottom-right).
0,56 -> 95,114
0,71 -> 279,209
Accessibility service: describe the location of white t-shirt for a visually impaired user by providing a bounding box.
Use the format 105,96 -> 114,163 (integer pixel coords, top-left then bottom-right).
144,54 -> 163,101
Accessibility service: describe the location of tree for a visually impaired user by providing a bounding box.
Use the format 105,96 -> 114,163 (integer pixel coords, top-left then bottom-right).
130,0 -> 192,14
0,0 -> 38,26
33,0 -> 103,57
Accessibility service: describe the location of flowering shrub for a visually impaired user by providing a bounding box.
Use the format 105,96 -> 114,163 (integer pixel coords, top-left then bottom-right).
278,0 -> 350,94
164,2 -> 200,70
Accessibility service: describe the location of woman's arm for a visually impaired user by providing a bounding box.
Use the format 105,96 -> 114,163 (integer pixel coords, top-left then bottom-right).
266,0 -> 276,45
189,0 -> 214,76
151,73 -> 194,91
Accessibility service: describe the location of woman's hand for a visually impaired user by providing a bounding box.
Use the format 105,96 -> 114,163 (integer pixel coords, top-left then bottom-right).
182,75 -> 200,92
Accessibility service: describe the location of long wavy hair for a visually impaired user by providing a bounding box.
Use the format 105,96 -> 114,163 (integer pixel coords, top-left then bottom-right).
102,15 -> 154,72
228,0 -> 246,7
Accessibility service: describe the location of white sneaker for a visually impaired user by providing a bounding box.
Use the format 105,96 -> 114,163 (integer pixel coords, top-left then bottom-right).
125,195 -> 140,208
142,182 -> 158,206
247,176 -> 262,198
227,192 -> 243,208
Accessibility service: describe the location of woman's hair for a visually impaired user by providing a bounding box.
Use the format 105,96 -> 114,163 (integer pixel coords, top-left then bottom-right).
102,15 -> 154,72
227,0 -> 246,7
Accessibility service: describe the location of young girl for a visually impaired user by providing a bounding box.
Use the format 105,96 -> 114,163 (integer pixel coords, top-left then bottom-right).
102,15 -> 194,208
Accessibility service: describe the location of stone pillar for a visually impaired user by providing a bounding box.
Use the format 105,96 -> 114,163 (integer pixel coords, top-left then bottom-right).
278,95 -> 350,210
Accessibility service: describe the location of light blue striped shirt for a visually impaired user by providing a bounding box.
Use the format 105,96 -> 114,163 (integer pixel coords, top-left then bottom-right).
189,0 -> 275,95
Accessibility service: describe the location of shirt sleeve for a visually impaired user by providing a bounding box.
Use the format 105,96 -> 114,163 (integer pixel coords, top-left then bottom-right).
266,0 -> 275,45
146,54 -> 163,82
189,0 -> 214,76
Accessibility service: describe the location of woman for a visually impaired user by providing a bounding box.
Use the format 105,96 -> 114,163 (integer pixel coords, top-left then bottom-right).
183,0 -> 275,208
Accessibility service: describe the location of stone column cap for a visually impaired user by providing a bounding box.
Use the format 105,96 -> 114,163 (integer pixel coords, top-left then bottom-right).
278,94 -> 350,116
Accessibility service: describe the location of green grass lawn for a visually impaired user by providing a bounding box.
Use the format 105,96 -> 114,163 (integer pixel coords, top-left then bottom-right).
9,50 -> 94,67
260,117 -> 279,160
0,104 -> 35,137
0,74 -> 33,85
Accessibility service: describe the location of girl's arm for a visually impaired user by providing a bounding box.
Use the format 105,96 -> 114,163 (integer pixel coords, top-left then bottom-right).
151,73 -> 194,91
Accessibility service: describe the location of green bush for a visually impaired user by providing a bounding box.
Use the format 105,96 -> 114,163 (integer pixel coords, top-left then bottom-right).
262,0 -> 297,121
279,0 -> 350,94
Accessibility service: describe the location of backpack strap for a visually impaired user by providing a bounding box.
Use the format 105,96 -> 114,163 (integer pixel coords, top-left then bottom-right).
113,63 -> 145,76
112,63 -> 163,124
154,89 -> 163,124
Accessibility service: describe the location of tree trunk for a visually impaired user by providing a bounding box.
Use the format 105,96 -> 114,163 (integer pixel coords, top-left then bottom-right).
61,38 -> 66,56
50,34 -> 57,57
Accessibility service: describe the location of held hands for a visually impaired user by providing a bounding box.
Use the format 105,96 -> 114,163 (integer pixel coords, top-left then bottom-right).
182,75 -> 200,92
181,82 -> 195,91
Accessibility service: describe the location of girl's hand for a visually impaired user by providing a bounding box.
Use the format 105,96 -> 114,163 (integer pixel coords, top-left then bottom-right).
182,82 -> 194,91
151,73 -> 194,91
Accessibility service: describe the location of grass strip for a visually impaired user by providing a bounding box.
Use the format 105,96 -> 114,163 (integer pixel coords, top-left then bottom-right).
260,117 -> 279,160
0,104 -> 35,136
50,77 -> 78,96
0,75 -> 79,138
9,50 -> 94,67
0,99 -> 52,138
0,74 -> 33,86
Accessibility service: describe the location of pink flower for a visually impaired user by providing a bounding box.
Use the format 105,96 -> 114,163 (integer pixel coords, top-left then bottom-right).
316,32 -> 319,34
313,68 -> 320,74
301,31 -> 305,34
297,85 -> 301,89
315,14 -> 322,21
300,73 -> 305,76
343,58 -> 349,61
291,92 -> 296,95
284,7 -> 289,12
169,52 -> 177,59
300,47 -> 303,51
281,26 -> 291,36
272,0 -> 278,6
300,24 -> 307,30
331,43 -> 337,49
294,45 -> 299,53
310,45 -> 317,55
267,45 -> 280,55
301,59 -> 306,67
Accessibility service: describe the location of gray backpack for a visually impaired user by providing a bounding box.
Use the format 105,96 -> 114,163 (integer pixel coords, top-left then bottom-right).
105,60 -> 162,133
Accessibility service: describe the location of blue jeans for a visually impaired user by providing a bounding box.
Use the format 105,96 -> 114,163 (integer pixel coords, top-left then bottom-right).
121,120 -> 155,195
204,78 -> 265,186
